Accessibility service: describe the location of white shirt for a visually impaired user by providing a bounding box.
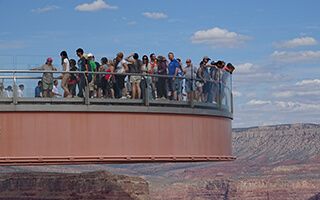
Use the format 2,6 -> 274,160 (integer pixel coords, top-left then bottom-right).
17,88 -> 24,98
116,59 -> 128,73
52,85 -> 60,98
63,58 -> 70,72
5,90 -> 13,98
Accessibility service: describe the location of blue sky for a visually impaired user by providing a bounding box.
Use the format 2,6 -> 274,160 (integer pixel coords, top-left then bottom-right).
0,0 -> 319,127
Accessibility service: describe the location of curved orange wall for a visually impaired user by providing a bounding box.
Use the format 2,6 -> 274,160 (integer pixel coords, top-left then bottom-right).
0,112 -> 233,164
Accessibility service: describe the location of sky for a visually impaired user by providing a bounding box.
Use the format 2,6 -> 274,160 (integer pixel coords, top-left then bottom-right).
0,0 -> 319,128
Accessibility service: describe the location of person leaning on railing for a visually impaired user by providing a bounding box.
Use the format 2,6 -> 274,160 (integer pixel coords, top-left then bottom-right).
220,63 -> 235,107
31,57 -> 57,98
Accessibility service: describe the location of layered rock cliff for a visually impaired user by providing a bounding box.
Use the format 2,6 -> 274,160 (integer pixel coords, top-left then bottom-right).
149,123 -> 320,199
0,171 -> 149,200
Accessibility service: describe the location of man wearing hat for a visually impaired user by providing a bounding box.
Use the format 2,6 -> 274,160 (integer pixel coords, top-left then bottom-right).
87,53 -> 97,98
31,57 -> 57,97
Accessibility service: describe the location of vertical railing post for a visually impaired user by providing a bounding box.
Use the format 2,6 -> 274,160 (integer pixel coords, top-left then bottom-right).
12,71 -> 18,105
231,92 -> 234,114
144,75 -> 149,106
190,77 -> 194,108
84,74 -> 90,105
230,75 -> 233,113
217,71 -> 222,110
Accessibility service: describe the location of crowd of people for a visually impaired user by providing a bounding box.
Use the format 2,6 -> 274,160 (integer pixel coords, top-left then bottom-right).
1,48 -> 235,103
0,83 -> 24,98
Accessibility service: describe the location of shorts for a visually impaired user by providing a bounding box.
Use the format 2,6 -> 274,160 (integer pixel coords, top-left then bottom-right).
185,80 -> 195,93
168,78 -> 177,92
89,80 -> 95,91
42,81 -> 53,91
130,76 -> 141,84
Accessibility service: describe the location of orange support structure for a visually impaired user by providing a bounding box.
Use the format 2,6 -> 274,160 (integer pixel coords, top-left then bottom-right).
0,105 -> 234,165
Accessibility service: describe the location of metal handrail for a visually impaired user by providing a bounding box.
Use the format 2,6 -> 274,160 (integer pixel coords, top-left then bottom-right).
0,69 -> 233,114
0,70 -> 232,91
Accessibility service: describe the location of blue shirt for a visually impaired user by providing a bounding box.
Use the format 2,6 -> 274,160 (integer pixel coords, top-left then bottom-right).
35,86 -> 42,97
168,59 -> 180,76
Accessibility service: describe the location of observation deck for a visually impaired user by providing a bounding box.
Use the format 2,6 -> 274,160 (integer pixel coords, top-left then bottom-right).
0,70 -> 234,165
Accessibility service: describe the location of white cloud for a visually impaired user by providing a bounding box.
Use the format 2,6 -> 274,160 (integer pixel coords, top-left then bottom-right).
0,40 -> 25,49
296,79 -> 320,86
31,5 -> 59,13
271,50 -> 320,63
142,12 -> 168,19
191,27 -> 250,48
273,91 -> 294,98
275,36 -> 317,48
75,0 -> 117,12
127,21 -> 137,26
235,63 -> 257,74
273,79 -> 320,99
275,101 -> 320,111
273,90 -> 320,98
247,99 -> 271,106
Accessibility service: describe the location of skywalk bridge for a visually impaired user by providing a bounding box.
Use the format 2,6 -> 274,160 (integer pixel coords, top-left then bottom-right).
0,70 -> 234,165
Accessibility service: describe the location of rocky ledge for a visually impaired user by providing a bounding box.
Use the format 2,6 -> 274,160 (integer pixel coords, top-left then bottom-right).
0,171 -> 149,200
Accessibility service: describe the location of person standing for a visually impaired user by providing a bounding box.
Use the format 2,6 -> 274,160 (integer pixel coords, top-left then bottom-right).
128,53 -> 142,99
104,59 -> 115,98
60,51 -> 71,97
141,55 -> 152,100
52,80 -> 61,98
96,57 -> 107,98
183,59 -> 196,101
167,52 -> 180,100
31,58 -> 57,97
176,58 -> 184,101
156,55 -> 168,99
17,84 -> 24,98
149,53 -> 158,99
76,48 -> 88,98
35,81 -> 42,97
87,53 -> 97,98
68,59 -> 78,97
114,52 -> 129,99
4,86 -> 13,98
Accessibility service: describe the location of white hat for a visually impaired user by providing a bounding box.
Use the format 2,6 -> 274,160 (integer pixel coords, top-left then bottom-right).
87,53 -> 94,57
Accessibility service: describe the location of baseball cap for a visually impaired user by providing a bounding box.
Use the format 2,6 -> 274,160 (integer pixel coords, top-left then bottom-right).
47,57 -> 53,62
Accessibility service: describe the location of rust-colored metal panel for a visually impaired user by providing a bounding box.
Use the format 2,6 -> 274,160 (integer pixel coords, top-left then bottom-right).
0,112 -> 233,165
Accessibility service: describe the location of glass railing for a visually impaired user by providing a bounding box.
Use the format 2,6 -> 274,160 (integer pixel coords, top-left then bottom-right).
0,70 -> 233,114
